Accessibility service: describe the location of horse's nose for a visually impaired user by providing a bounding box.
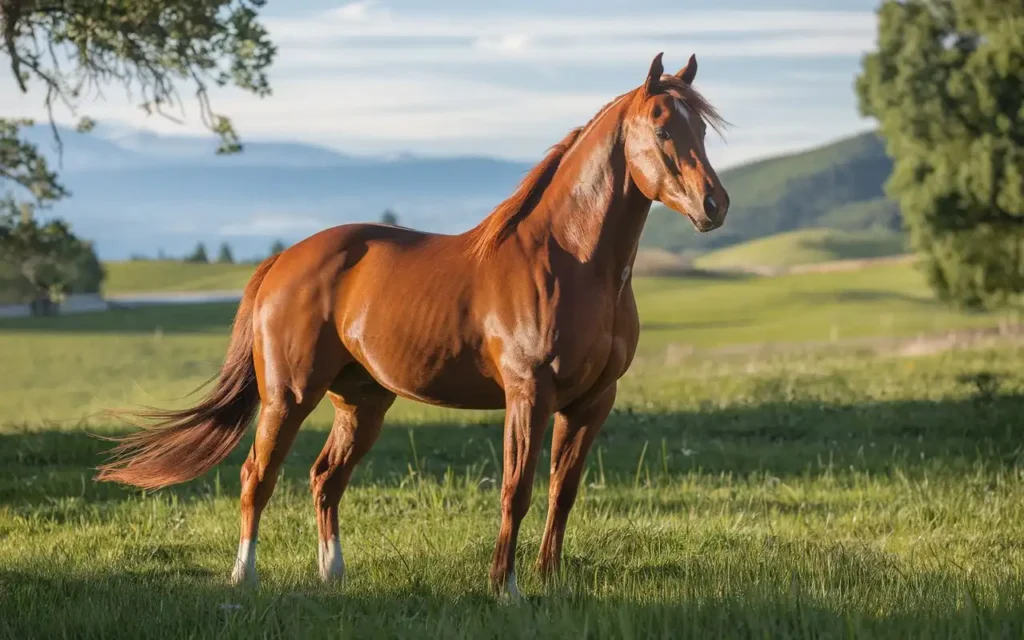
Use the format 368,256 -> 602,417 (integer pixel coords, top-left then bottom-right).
703,194 -> 719,218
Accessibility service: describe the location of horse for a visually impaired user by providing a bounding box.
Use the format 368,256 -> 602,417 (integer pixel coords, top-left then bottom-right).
96,52 -> 730,597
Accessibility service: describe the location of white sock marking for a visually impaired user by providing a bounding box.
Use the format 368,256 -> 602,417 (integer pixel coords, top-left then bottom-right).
230,538 -> 257,585
504,570 -> 521,600
318,537 -> 346,583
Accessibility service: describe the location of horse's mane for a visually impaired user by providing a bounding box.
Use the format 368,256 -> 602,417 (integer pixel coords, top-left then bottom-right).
465,77 -> 726,261
658,75 -> 729,137
464,126 -> 584,261
465,89 -> 637,261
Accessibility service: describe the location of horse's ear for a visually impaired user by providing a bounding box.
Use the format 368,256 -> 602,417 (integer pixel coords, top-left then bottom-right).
676,53 -> 698,85
644,52 -> 664,95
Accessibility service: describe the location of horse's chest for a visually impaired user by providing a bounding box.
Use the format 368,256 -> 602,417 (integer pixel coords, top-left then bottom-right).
549,300 -> 636,404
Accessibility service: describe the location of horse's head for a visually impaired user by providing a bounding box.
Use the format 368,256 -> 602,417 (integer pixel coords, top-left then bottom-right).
624,53 -> 730,232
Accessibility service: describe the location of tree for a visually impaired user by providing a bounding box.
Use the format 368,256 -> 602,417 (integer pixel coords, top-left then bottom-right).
380,209 -> 399,226
269,239 -> 286,256
184,242 -> 209,264
0,1 -> 276,293
216,241 -> 235,264
856,0 -> 1024,309
0,197 -> 105,314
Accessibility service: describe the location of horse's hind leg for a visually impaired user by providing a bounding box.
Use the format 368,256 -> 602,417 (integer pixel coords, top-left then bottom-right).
310,383 -> 395,583
231,334 -> 341,585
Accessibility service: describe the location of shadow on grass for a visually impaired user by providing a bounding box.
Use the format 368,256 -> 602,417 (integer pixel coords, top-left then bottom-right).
0,566 -> 1021,639
2,388 -> 1023,511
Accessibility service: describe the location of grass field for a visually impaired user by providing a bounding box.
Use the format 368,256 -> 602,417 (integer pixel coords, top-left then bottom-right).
3,265 -> 1024,637
102,260 -> 257,294
693,228 -> 907,270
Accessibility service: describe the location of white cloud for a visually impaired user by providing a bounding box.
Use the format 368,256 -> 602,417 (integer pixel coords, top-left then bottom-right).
329,0 -> 384,22
475,35 -> 532,55
219,213 -> 328,237
0,3 -> 878,167
266,7 -> 875,43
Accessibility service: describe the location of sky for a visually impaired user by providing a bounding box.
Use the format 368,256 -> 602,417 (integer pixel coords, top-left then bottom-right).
0,0 -> 883,169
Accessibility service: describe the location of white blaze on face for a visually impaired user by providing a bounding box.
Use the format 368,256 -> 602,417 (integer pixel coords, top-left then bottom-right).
231,538 -> 257,585
669,97 -> 712,222
318,537 -> 346,583
673,98 -> 692,125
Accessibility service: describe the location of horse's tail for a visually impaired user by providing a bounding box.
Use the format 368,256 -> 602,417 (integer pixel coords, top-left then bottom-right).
95,254 -> 281,490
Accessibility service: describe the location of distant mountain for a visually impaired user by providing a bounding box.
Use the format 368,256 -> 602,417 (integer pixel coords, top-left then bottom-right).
19,124 -> 532,260
640,131 -> 901,253
14,124 -> 898,261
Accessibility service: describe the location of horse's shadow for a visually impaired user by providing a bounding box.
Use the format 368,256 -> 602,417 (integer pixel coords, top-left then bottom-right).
3,385 -> 1023,511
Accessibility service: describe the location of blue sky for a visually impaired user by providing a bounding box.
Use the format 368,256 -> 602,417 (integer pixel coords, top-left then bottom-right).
0,0 -> 882,168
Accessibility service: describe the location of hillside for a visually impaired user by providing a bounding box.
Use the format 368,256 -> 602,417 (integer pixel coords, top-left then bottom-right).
15,124 -> 901,261
20,124 -> 531,261
641,131 -> 901,253
694,228 -> 907,270
8,258 -> 1022,356
101,261 -> 257,294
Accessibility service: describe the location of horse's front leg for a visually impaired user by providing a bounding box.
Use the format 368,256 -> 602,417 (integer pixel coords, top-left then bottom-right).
489,369 -> 555,598
536,382 -> 617,580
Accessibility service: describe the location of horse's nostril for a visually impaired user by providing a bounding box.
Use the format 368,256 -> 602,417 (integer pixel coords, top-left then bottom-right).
704,194 -> 719,217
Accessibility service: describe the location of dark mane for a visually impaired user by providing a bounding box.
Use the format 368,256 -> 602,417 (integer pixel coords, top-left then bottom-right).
658,75 -> 730,137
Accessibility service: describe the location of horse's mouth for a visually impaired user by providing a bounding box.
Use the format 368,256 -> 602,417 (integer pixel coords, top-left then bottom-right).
688,213 -> 721,233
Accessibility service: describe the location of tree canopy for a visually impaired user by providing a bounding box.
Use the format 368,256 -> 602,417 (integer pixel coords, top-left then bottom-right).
0,198 -> 104,309
0,0 -> 276,307
185,242 -> 209,264
856,0 -> 1024,309
216,241 -> 234,264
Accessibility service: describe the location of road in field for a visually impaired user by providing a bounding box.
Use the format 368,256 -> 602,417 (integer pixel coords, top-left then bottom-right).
107,290 -> 244,306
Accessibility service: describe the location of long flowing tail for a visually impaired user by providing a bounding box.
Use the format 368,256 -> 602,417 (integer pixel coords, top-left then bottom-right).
95,254 -> 281,490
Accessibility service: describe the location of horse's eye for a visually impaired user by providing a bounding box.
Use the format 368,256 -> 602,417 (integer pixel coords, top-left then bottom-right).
655,128 -> 671,141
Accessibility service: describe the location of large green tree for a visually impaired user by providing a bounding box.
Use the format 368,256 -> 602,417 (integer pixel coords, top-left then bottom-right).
856,0 -> 1024,309
0,0 -> 276,300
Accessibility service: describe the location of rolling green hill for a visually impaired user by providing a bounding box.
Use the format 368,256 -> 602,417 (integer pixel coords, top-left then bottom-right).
694,228 -> 908,270
640,131 -> 901,253
101,260 -> 256,294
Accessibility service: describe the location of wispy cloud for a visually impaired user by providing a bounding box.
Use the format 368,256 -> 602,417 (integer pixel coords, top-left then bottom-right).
267,4 -> 874,43
0,1 -> 878,167
219,213 -> 329,237
266,4 -> 876,68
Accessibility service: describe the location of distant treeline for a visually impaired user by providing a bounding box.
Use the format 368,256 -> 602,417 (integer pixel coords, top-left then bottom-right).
126,210 -> 400,265
128,238 -> 288,265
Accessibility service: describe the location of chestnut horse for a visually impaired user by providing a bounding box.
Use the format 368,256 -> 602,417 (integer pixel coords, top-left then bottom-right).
96,52 -> 730,596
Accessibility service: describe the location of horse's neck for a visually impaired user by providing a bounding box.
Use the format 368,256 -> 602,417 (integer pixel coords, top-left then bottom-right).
532,116 -> 652,279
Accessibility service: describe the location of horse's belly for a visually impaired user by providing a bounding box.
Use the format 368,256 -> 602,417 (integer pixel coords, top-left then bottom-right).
345,333 -> 505,410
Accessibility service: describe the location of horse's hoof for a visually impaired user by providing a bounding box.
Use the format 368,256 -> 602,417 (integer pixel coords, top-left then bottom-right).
494,571 -> 522,602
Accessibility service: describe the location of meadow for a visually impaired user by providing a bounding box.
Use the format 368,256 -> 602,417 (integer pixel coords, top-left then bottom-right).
692,228 -> 907,270
2,262 -> 1024,638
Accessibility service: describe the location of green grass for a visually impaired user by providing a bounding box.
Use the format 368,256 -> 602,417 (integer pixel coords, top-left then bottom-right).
82,257 -> 1018,359
3,264 -> 1024,637
102,260 -> 256,294
693,228 -> 907,270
